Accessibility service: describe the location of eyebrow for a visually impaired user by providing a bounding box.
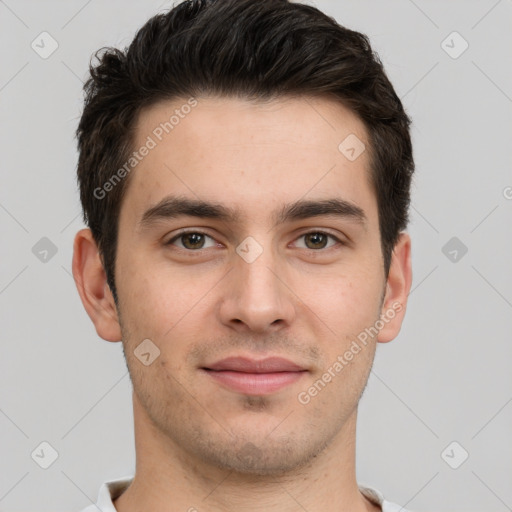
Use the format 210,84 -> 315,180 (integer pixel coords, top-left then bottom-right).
138,195 -> 367,231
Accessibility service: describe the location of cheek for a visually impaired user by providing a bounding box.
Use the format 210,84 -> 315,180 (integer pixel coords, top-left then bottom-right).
117,262 -> 217,379
299,269 -> 383,336
117,253 -> 193,337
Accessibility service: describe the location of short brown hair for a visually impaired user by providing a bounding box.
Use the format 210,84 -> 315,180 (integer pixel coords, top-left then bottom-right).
76,0 -> 414,305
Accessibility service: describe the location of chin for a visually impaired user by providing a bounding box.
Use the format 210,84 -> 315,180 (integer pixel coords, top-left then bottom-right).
193,431 -> 329,477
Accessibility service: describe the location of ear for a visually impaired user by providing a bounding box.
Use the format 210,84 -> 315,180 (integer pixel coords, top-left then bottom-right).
72,228 -> 122,342
377,232 -> 412,343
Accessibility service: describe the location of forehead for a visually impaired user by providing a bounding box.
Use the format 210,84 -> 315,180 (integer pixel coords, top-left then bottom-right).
120,95 -> 377,229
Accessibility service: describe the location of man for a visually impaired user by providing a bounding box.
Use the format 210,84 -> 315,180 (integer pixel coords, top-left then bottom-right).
72,0 -> 414,510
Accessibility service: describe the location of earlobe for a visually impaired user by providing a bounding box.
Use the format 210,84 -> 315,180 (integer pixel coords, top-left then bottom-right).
377,232 -> 412,343
72,228 -> 122,342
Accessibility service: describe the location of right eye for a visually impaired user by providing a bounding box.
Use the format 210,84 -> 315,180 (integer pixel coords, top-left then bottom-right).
166,231 -> 218,250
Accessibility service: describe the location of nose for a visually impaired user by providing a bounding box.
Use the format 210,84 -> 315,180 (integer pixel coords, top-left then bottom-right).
218,242 -> 296,334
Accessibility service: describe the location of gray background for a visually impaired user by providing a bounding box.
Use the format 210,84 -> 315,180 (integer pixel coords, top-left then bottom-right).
1,0 -> 511,510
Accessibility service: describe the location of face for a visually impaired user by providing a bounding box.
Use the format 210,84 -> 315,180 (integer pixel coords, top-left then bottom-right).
80,95 -> 410,476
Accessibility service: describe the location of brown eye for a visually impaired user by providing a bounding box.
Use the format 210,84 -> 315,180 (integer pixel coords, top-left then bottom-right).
295,231 -> 340,250
167,231 -> 216,250
181,233 -> 205,249
304,232 -> 328,249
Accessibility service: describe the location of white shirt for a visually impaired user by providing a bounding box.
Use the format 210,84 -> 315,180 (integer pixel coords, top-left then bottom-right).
79,476 -> 411,512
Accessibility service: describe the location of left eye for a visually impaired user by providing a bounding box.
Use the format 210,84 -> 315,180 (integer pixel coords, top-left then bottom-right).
294,232 -> 340,250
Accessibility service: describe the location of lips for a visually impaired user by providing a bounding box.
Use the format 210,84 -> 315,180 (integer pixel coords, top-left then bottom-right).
202,356 -> 307,395
205,356 -> 305,373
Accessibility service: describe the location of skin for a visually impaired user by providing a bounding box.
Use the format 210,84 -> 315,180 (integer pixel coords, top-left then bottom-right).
73,95 -> 412,512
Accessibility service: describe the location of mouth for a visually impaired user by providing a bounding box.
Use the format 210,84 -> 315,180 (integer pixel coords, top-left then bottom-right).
201,356 -> 308,395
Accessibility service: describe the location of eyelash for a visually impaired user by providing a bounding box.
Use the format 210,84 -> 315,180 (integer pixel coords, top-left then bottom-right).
166,230 -> 344,251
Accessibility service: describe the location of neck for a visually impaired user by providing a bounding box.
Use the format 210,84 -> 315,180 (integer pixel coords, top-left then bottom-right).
114,393 -> 379,512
